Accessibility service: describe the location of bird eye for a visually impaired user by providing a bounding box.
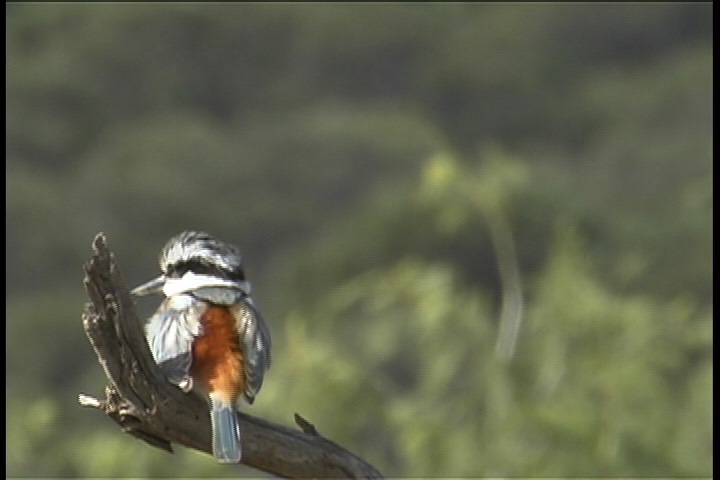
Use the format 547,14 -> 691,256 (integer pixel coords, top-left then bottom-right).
165,261 -> 190,278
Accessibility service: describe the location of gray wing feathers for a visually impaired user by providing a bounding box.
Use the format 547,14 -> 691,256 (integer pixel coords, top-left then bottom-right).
232,299 -> 271,404
145,294 -> 205,386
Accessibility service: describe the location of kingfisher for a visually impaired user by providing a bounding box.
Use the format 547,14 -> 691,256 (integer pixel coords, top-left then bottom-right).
131,230 -> 271,463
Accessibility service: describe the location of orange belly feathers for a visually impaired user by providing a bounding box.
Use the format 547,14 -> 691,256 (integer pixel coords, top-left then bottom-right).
190,305 -> 245,402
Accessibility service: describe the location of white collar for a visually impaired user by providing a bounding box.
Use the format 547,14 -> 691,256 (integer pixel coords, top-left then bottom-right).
162,271 -> 246,296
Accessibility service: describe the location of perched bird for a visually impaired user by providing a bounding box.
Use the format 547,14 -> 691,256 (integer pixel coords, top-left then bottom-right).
131,231 -> 271,463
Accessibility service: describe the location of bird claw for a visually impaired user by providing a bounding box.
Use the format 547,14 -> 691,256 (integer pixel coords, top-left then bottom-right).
178,377 -> 193,392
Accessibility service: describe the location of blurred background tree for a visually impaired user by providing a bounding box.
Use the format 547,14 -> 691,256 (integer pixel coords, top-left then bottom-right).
6,3 -> 711,477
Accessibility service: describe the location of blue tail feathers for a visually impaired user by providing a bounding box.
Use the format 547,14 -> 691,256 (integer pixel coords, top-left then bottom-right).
209,396 -> 242,463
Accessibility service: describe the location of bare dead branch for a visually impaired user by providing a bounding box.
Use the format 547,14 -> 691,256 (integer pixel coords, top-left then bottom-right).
79,233 -> 383,479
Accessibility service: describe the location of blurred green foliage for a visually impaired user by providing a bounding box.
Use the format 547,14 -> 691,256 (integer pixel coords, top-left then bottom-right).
6,4 -> 711,478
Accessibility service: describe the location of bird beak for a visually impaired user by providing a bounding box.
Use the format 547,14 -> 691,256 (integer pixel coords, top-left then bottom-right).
130,275 -> 166,296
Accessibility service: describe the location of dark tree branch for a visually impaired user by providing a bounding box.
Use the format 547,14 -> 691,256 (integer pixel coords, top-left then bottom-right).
79,233 -> 383,479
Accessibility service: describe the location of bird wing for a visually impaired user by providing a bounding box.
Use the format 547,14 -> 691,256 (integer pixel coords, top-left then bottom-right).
232,298 -> 271,404
144,294 -> 205,387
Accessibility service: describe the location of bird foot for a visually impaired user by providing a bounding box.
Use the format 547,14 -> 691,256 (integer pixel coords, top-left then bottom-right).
178,376 -> 194,393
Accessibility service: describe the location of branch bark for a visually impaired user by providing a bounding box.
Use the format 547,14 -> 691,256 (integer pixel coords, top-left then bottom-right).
78,233 -> 383,479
